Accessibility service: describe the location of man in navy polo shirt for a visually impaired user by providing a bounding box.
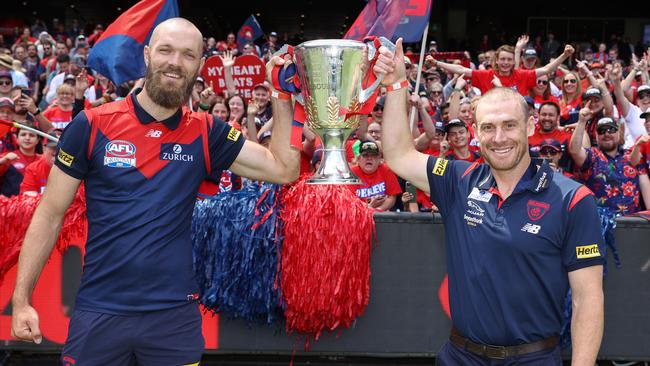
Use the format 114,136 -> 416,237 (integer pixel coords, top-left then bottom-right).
375,40 -> 604,365
11,18 -> 299,365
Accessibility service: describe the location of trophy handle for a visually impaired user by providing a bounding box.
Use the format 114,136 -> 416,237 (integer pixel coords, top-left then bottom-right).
359,37 -> 396,103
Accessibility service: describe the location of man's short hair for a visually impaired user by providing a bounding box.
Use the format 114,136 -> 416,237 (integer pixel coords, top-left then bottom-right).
477,87 -> 529,122
539,101 -> 560,116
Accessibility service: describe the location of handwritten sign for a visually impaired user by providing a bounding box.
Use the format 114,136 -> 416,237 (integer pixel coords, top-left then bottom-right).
200,55 -> 265,101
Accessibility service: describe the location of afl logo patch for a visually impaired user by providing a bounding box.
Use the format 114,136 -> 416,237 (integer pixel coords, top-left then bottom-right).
104,140 -> 137,168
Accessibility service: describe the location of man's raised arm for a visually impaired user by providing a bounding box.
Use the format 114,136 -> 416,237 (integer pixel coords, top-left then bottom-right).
375,39 -> 430,193
536,45 -> 574,77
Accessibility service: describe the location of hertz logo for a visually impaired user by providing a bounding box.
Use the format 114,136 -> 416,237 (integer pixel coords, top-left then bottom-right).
227,127 -> 241,142
57,149 -> 74,167
576,244 -> 601,259
433,158 -> 448,176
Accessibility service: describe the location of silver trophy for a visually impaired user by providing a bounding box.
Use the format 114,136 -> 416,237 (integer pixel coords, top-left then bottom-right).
291,38 -> 394,184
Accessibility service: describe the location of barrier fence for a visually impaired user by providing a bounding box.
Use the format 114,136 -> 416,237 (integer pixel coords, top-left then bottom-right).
0,213 -> 648,360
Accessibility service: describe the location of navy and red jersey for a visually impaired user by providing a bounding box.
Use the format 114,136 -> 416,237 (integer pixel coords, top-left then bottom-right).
54,89 -> 245,315
576,147 -> 647,215
426,157 -> 604,345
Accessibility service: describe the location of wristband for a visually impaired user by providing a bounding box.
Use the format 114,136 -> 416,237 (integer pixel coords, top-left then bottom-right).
32,108 -> 41,116
386,79 -> 409,92
198,102 -> 211,111
271,90 -> 291,100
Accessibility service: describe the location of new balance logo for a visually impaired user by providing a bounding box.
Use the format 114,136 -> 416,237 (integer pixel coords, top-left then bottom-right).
145,129 -> 162,138
521,223 -> 541,234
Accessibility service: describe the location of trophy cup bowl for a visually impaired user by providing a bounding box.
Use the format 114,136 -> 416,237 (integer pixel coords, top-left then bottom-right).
293,39 -> 385,185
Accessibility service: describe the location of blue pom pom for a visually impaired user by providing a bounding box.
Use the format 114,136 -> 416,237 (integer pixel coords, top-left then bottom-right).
597,207 -> 621,274
192,182 -> 283,325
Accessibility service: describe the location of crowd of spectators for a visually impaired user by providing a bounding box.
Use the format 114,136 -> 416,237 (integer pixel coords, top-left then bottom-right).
0,18 -> 649,225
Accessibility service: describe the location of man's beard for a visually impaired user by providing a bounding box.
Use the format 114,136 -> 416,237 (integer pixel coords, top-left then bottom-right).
144,61 -> 197,109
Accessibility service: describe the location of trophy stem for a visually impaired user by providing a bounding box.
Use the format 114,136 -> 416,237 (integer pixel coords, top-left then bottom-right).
307,128 -> 362,185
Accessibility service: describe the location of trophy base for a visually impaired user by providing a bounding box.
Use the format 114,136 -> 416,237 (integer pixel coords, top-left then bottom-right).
307,175 -> 362,185
306,146 -> 363,185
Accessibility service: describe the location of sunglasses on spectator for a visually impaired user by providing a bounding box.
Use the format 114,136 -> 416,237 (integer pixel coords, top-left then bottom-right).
537,79 -> 549,85
638,92 -> 650,100
0,80 -> 11,86
563,79 -> 577,85
539,148 -> 560,156
426,77 -> 437,82
430,90 -> 442,95
597,127 -> 618,135
373,106 -> 383,111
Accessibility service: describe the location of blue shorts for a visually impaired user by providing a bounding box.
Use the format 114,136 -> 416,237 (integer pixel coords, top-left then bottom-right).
436,340 -> 562,366
61,302 -> 203,366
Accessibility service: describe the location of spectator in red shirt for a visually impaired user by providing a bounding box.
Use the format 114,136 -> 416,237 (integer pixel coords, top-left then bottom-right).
428,42 -> 575,95
559,71 -> 582,125
43,83 -> 74,130
594,43 -> 608,64
14,27 -> 37,46
20,132 -> 57,195
350,141 -> 401,211
529,102 -> 576,164
87,24 -> 104,47
0,123 -> 40,196
529,74 -> 559,111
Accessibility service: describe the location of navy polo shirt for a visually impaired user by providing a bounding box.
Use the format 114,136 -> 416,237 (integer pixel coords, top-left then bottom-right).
55,90 -> 245,314
426,156 -> 604,345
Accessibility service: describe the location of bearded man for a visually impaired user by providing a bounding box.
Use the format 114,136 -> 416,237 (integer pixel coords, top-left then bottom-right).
11,18 -> 299,365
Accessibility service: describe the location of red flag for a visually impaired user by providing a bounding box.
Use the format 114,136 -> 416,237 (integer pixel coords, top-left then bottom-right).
0,119 -> 13,137
344,0 -> 407,41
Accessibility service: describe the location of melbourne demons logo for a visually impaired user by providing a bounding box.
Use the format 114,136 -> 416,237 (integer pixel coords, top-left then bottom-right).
527,200 -> 550,221
104,140 -> 137,168
238,25 -> 254,41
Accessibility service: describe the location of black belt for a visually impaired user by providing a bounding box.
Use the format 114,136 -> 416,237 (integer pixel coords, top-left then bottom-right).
449,328 -> 559,360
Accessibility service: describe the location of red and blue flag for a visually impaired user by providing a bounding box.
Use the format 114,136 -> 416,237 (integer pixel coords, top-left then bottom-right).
236,15 -> 264,52
344,0 -> 432,43
87,0 -> 180,85
344,0 -> 407,41
393,0 -> 432,42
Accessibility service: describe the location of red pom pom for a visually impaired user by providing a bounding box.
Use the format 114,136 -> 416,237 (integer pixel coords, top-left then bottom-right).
280,176 -> 375,342
0,189 -> 86,284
